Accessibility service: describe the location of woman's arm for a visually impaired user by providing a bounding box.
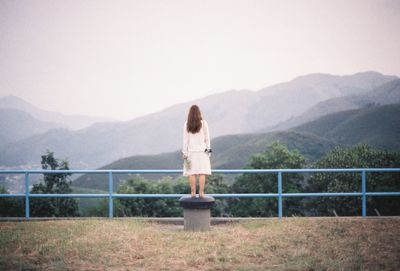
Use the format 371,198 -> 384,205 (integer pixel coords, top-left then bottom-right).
182,122 -> 189,157
203,120 -> 211,150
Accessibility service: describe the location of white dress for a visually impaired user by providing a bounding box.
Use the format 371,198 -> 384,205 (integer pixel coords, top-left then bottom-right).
182,119 -> 212,176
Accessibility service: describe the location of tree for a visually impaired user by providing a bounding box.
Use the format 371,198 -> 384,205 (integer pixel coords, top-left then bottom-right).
116,175 -> 180,217
0,186 -> 24,217
88,174 -> 232,217
307,144 -> 400,216
30,150 -> 79,217
230,141 -> 307,217
202,174 -> 231,216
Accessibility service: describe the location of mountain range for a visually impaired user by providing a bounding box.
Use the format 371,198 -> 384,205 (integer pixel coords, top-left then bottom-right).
0,71 -> 398,170
266,78 -> 400,132
73,103 -> 400,190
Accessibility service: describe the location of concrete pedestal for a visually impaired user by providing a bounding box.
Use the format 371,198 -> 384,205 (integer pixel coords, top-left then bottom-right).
179,195 -> 215,231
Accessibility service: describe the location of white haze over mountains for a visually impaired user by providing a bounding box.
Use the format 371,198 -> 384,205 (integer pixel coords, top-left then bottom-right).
1,0 -> 400,121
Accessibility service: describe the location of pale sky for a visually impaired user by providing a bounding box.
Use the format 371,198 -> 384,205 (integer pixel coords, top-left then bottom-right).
1,0 -> 399,121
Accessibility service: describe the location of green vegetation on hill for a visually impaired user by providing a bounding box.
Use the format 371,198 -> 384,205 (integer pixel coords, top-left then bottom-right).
292,103 -> 400,149
212,130 -> 337,169
73,130 -> 338,190
307,144 -> 400,216
72,152 -> 183,191
70,186 -> 107,217
30,151 -> 79,217
75,142 -> 400,218
230,141 -> 307,217
0,151 -> 79,218
2,142 -> 399,218
0,186 -> 24,217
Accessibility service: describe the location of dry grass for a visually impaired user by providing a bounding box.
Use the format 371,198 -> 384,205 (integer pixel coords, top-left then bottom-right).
0,217 -> 399,270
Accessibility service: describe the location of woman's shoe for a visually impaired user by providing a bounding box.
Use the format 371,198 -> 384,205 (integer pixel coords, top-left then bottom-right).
191,193 -> 196,198
199,192 -> 205,198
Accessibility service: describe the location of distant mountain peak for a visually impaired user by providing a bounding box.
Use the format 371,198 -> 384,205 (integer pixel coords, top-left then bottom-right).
0,94 -> 38,111
3,94 -> 20,99
1,94 -> 33,103
349,70 -> 399,79
0,94 -> 117,130
292,70 -> 390,82
353,70 -> 383,76
205,88 -> 254,97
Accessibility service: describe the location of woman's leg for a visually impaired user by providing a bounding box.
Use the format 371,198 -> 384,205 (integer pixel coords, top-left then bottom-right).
199,174 -> 206,197
189,175 -> 196,197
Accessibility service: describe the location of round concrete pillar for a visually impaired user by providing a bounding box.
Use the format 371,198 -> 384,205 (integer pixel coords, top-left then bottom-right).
179,195 -> 215,231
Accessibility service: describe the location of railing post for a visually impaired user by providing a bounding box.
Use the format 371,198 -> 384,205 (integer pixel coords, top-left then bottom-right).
361,170 -> 366,217
108,171 -> 113,218
278,171 -> 282,219
25,172 -> 30,219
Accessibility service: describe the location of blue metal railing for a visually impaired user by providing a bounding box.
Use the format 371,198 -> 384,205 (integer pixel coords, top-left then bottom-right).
0,168 -> 399,219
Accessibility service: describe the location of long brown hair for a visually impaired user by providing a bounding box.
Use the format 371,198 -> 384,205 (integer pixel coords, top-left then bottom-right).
186,105 -> 202,133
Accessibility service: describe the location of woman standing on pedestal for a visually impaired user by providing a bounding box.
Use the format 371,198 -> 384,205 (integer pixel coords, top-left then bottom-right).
182,104 -> 212,198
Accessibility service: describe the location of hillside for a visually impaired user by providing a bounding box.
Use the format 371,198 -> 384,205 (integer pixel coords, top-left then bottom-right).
73,103 -> 400,190
246,71 -> 397,131
72,130 -> 338,190
0,71 -> 395,169
0,108 -> 62,146
292,103 -> 400,150
265,78 -> 400,132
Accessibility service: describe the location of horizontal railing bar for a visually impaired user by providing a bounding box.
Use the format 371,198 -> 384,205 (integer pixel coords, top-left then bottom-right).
0,194 -> 108,198
29,194 -> 109,198
0,193 -> 279,198
2,192 -> 399,198
363,169 -> 400,172
0,194 -> 25,197
113,194 -> 191,198
283,192 -> 362,197
0,169 -> 183,174
365,192 -> 400,196
214,168 -> 400,173
113,193 -> 280,198
0,168 -> 399,174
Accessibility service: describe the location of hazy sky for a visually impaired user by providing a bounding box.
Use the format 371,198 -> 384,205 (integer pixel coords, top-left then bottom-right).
1,0 -> 399,121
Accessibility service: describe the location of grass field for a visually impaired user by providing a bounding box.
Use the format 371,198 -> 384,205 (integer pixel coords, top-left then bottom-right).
0,217 -> 399,270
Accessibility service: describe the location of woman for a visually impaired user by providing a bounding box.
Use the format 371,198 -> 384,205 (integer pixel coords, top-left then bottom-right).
182,104 -> 212,198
